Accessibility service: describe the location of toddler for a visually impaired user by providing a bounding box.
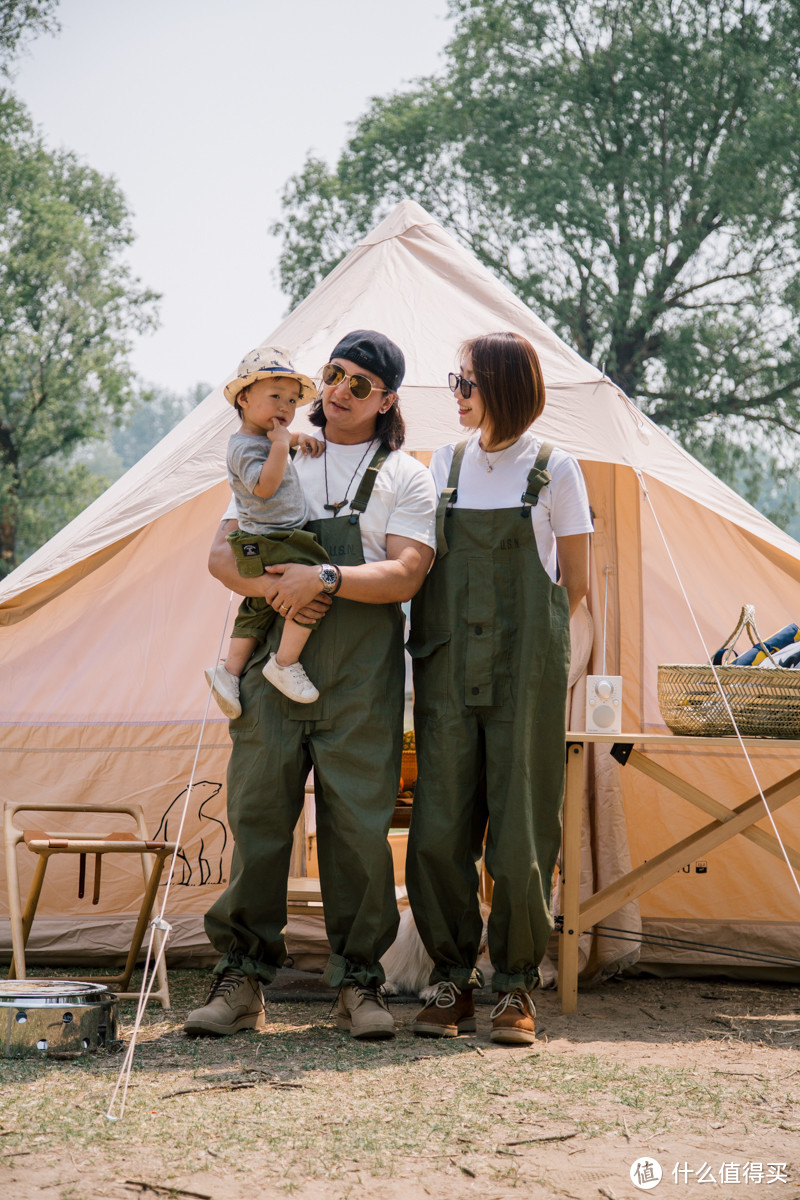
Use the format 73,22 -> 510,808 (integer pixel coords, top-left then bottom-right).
205,347 -> 329,716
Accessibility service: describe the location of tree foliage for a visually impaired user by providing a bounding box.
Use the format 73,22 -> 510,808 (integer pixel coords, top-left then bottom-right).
0,90 -> 158,574
273,0 -> 800,461
63,382 -> 208,530
110,382 -> 208,472
0,0 -> 59,76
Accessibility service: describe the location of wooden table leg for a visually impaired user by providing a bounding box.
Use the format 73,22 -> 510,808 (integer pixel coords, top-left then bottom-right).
558,742 -> 584,1013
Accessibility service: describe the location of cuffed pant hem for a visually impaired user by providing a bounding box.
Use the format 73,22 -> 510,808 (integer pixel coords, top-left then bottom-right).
214,952 -> 278,986
492,967 -> 542,993
323,953 -> 385,990
429,964 -> 485,990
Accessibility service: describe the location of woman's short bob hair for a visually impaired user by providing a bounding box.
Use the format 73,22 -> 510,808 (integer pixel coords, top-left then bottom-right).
461,331 -> 545,445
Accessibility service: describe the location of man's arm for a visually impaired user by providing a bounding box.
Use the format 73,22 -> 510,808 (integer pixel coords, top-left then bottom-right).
266,535 -> 435,621
208,521 -> 266,596
208,521 -> 331,623
338,535 -> 434,603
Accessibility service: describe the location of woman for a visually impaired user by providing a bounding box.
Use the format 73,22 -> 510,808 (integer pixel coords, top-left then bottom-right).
406,331 -> 592,1045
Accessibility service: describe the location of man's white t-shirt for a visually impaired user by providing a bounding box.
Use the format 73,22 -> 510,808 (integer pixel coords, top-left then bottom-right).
429,431 -> 592,582
223,439 -> 436,564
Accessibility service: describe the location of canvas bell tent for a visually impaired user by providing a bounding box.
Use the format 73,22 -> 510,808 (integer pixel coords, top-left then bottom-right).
2,199 -> 800,982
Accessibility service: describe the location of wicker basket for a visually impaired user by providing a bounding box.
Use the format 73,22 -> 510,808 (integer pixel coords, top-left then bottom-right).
657,663 -> 800,738
401,749 -> 417,785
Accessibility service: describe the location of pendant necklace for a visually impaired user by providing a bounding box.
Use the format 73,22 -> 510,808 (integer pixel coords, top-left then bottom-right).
323,434 -> 376,513
479,438 -> 516,474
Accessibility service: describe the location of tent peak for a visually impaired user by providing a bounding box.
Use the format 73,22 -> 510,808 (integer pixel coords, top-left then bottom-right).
360,199 -> 441,247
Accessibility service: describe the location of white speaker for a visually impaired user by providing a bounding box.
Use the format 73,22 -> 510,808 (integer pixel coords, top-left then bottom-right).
585,675 -> 623,734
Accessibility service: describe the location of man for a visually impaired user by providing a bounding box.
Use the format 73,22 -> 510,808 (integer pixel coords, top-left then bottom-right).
185,330 -> 436,1039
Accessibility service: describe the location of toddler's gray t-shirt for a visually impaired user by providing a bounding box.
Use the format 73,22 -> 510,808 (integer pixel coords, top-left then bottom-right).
227,432 -> 308,534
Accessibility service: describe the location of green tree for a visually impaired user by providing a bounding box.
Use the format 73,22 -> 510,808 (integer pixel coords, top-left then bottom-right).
273,0 -> 800,470
74,382 -> 209,501
0,0 -> 59,76
111,382 -> 208,471
0,90 -> 158,574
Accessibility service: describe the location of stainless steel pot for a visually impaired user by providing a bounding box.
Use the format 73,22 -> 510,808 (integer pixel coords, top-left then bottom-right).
0,980 -> 120,1057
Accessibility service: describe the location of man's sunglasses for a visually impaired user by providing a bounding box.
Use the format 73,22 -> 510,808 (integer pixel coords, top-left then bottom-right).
322,362 -> 389,400
448,372 -> 478,399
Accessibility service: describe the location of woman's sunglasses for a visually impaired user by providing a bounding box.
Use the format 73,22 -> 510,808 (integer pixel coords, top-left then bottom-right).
448,372 -> 478,399
321,362 -> 388,401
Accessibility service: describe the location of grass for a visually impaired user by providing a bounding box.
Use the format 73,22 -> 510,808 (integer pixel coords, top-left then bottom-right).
1,969 -> 798,1195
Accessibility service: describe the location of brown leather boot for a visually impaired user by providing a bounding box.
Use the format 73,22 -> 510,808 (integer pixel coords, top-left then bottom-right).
412,981 -> 477,1037
490,989 -> 536,1045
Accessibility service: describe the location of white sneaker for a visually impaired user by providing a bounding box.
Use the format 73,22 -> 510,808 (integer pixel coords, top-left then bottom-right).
262,653 -> 319,703
204,664 -> 242,719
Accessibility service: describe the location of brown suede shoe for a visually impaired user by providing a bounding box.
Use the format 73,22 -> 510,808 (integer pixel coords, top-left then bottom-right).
490,990 -> 536,1045
184,969 -> 265,1037
412,981 -> 477,1037
336,983 -> 395,1039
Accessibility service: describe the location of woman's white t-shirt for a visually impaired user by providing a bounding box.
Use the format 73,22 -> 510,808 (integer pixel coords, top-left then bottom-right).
429,431 -> 593,582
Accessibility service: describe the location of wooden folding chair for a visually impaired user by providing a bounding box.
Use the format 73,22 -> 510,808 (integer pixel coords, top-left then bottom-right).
4,801 -> 177,1009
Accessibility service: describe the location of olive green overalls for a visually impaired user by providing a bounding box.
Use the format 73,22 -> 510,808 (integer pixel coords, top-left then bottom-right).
405,441 -> 570,994
205,448 -> 405,989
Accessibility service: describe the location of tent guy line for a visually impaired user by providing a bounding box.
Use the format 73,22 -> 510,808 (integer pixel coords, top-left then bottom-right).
635,466 -> 800,907
106,916 -> 170,1122
107,590 -> 237,1122
585,921 -> 800,970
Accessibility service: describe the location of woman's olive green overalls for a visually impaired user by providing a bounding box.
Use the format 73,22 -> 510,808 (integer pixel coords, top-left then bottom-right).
205,448 -> 405,989
406,441 -> 570,994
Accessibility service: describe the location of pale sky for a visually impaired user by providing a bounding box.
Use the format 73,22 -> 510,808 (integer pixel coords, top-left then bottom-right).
12,0 -> 453,393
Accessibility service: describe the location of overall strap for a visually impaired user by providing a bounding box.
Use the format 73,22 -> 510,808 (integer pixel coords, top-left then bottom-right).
435,441 -> 468,558
347,445 -> 390,524
521,441 -> 554,510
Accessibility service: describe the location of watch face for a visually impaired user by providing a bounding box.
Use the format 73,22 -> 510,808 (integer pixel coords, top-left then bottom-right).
320,565 -> 338,590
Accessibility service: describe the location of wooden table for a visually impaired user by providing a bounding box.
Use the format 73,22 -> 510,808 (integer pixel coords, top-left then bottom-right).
558,732 -> 800,1013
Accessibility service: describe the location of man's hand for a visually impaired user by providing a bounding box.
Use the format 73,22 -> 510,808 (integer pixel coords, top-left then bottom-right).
265,563 -> 327,622
292,432 -> 325,457
208,522 -> 331,625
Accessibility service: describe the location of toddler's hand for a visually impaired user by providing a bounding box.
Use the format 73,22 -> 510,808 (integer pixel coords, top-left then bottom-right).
268,422 -> 292,447
293,433 -> 325,457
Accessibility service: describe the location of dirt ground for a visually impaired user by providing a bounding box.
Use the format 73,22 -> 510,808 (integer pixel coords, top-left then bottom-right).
1,971 -> 799,1200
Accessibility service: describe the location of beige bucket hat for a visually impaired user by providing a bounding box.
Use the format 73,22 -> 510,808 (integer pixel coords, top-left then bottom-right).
224,346 -> 317,406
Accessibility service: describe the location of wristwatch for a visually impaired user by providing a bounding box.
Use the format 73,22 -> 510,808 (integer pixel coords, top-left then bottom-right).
318,563 -> 341,595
